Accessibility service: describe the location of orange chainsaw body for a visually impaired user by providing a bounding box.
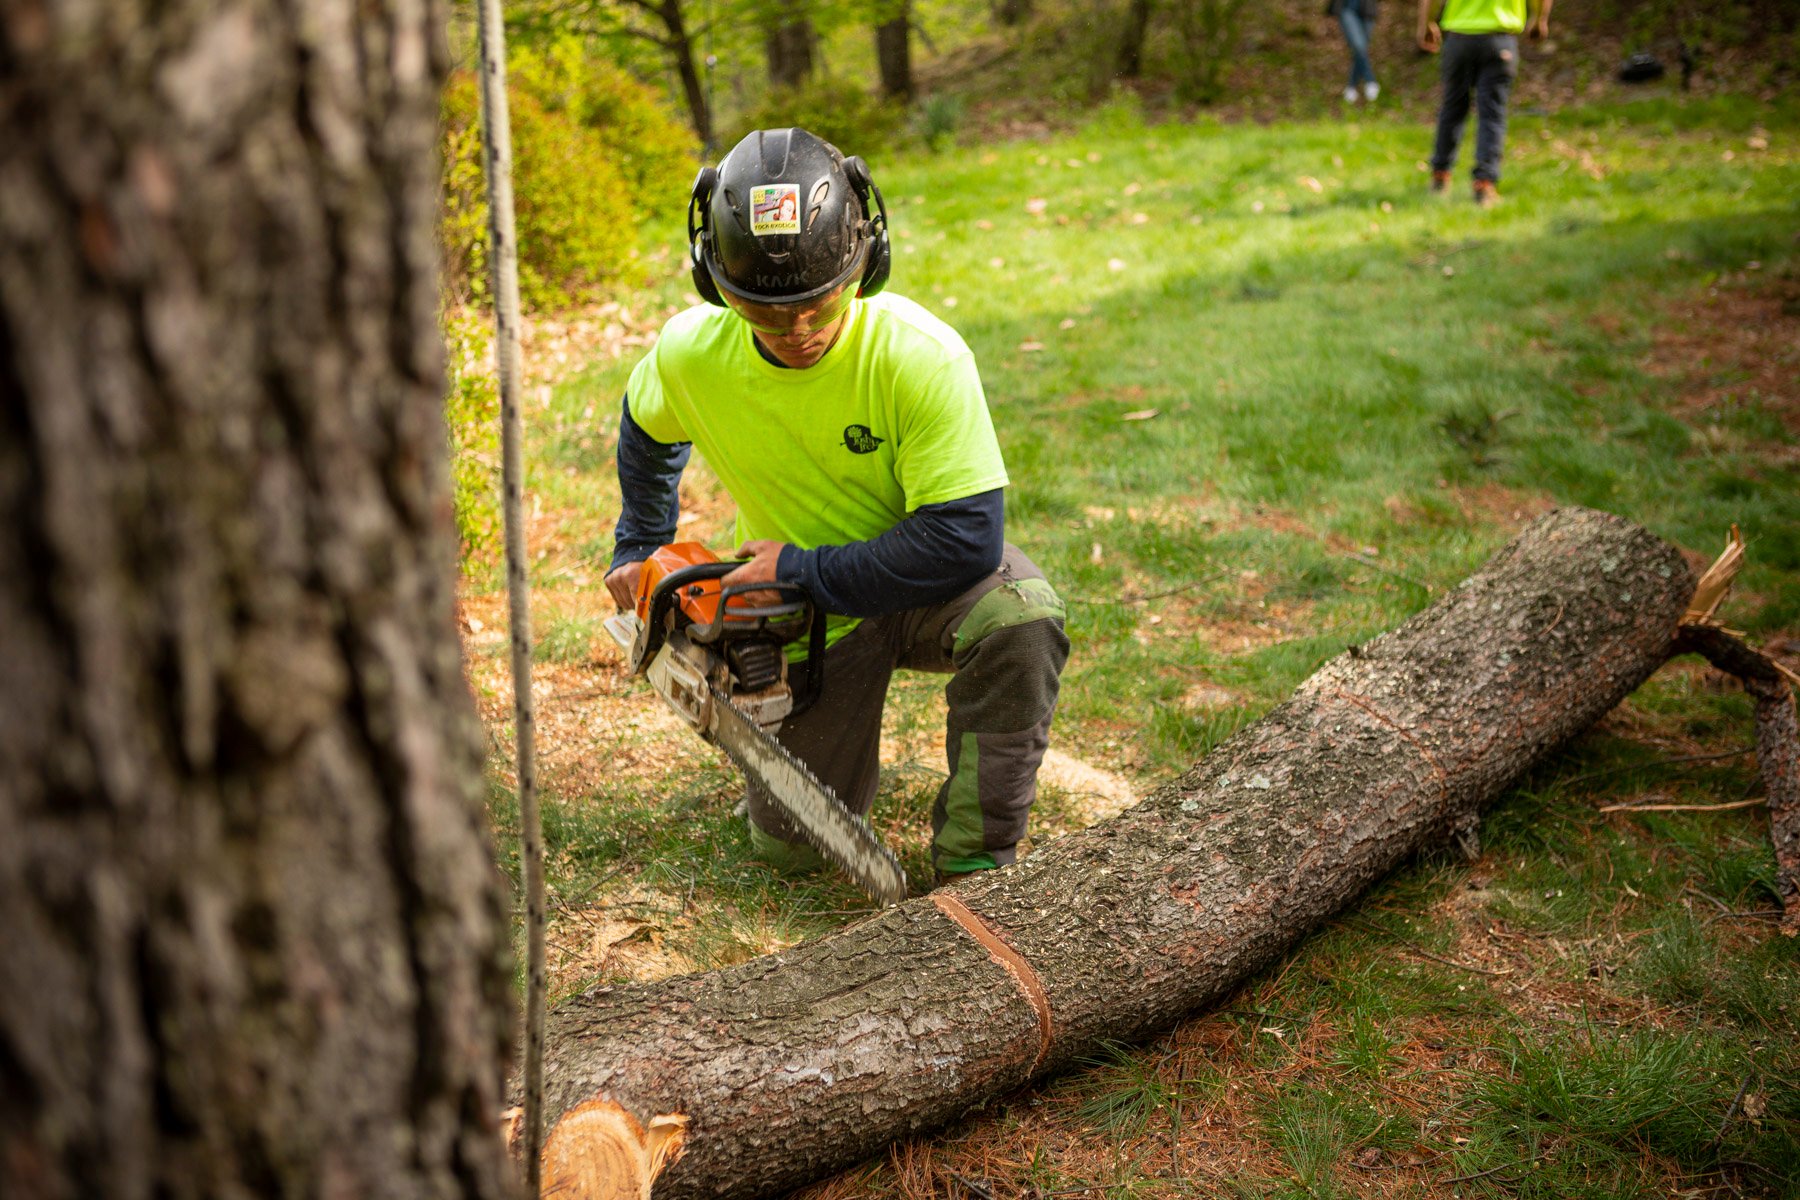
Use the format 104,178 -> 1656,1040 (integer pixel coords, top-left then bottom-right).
632,542 -> 741,630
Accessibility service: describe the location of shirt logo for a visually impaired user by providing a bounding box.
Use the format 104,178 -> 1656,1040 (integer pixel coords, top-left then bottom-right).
842,425 -> 885,454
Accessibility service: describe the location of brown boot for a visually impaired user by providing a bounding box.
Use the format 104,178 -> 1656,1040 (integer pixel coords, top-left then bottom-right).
1473,179 -> 1500,206
1430,170 -> 1452,194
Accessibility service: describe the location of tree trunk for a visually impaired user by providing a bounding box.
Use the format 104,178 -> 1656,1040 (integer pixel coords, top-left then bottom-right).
1116,0 -> 1156,78
876,3 -> 913,100
765,3 -> 817,89
992,0 -> 1033,26
656,0 -> 715,154
0,5 -> 515,1199
527,508 -> 1697,1198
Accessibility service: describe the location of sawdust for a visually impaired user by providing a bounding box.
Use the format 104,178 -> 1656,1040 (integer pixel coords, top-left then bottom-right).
1034,748 -> 1138,823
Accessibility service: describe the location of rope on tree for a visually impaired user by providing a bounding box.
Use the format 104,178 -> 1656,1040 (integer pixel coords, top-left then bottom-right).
475,1 -> 547,1193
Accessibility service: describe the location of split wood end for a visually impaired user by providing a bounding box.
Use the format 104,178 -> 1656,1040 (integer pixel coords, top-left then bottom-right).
539,1100 -> 688,1199
1683,524 -> 1745,625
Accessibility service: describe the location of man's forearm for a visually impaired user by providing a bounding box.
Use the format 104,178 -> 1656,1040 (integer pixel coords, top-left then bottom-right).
777,489 -> 1005,619
610,394 -> 691,570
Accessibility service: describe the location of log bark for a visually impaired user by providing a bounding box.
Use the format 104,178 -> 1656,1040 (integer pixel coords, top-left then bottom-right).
529,508 -> 1695,1198
1674,625 -> 1800,934
0,3 -> 515,1198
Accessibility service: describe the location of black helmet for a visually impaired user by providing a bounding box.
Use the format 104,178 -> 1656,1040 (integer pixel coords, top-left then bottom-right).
688,128 -> 890,307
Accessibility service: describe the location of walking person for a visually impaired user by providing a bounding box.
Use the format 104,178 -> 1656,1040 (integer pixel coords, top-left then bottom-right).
1329,0 -> 1380,104
1418,0 -> 1553,204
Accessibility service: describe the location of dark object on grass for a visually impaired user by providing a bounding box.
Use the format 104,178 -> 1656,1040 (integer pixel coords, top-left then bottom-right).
520,508 -> 1712,1197
1618,53 -> 1667,84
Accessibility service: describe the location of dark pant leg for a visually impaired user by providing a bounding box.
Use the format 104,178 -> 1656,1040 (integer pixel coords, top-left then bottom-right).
744,621 -> 894,869
1430,33 -> 1479,174
1471,34 -> 1518,183
888,545 -> 1070,873
1338,2 -> 1373,87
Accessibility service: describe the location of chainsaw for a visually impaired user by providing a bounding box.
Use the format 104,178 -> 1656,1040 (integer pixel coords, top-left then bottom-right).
603,543 -> 908,906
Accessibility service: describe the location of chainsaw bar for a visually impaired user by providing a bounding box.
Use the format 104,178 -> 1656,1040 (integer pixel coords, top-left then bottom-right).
703,682 -> 909,907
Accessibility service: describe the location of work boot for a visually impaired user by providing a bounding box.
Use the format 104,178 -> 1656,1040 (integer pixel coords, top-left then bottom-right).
1473,179 -> 1500,206
1430,170 -> 1451,194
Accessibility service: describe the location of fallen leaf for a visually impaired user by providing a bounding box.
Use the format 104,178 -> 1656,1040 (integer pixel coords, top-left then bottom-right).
1299,175 -> 1324,193
1130,212 -> 1149,225
1121,409 -> 1159,421
976,219 -> 994,230
989,256 -> 1006,268
1090,542 -> 1104,565
942,296 -> 957,308
1024,197 -> 1048,215
1018,340 -> 1045,352
1059,317 -> 1077,330
1122,181 -> 1142,196
1107,257 -> 1127,271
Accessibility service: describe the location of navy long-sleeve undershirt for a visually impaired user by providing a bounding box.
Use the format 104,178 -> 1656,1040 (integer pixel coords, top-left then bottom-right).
610,395 -> 1004,619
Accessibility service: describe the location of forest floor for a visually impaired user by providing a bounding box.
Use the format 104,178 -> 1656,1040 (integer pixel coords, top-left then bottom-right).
460,93 -> 1800,1198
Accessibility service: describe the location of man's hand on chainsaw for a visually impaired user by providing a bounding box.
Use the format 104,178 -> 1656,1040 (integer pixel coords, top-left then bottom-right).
724,540 -> 790,610
605,561 -> 644,611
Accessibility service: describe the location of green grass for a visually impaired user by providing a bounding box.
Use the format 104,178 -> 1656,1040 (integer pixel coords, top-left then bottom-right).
474,90 -> 1800,1199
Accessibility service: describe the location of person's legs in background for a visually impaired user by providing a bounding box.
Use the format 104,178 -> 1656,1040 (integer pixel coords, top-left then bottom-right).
1471,33 -> 1520,202
1429,32 -> 1478,191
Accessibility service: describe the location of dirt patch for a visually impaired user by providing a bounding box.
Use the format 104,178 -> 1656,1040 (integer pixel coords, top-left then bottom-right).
1646,268 -> 1800,437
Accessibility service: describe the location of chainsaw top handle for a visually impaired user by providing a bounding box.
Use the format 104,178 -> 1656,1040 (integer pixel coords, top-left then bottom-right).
634,555 -> 827,717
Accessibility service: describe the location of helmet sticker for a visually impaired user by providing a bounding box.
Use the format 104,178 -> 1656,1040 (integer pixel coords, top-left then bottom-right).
749,184 -> 800,236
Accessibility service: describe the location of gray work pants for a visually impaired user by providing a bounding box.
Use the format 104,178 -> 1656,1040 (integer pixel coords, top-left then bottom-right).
747,544 -> 1069,876
1431,32 -> 1519,184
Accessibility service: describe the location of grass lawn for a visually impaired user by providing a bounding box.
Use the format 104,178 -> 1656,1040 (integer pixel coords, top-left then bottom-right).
463,92 -> 1800,1198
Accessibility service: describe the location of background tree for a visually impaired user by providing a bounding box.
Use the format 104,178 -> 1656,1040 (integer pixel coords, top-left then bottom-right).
765,0 -> 820,86
1116,0 -> 1155,78
876,0 -> 914,98
0,3 -> 516,1197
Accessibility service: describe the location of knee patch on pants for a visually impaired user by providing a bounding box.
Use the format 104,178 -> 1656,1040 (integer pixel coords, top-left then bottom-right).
934,584 -> 1070,874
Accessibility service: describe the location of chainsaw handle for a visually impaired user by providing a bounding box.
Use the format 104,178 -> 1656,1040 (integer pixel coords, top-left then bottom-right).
636,560 -> 827,714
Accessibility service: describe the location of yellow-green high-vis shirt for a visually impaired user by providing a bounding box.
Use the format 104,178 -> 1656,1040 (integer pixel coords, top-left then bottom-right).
1440,0 -> 1528,34
624,292 -> 1010,646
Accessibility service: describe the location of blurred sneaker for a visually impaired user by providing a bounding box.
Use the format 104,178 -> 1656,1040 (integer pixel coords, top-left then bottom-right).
1473,179 -> 1500,206
1430,170 -> 1452,193
1343,86 -> 1360,103
1363,80 -> 1381,101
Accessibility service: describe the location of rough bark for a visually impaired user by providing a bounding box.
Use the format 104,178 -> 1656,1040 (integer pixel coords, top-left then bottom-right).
1675,625 -> 1800,934
529,508 -> 1694,1198
876,4 -> 913,100
0,4 -> 515,1199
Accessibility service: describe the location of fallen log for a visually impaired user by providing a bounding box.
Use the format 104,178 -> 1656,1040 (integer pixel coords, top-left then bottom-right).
533,507 -> 1700,1198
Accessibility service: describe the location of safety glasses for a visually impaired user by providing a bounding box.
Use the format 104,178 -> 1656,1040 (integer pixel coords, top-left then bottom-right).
723,279 -> 858,338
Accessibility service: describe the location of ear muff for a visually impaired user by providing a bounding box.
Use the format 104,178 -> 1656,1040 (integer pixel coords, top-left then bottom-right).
687,165 -> 725,307
843,155 -> 890,299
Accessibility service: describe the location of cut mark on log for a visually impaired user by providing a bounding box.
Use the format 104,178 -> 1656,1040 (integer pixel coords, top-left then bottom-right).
1332,689 -> 1450,800
931,892 -> 1054,1073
